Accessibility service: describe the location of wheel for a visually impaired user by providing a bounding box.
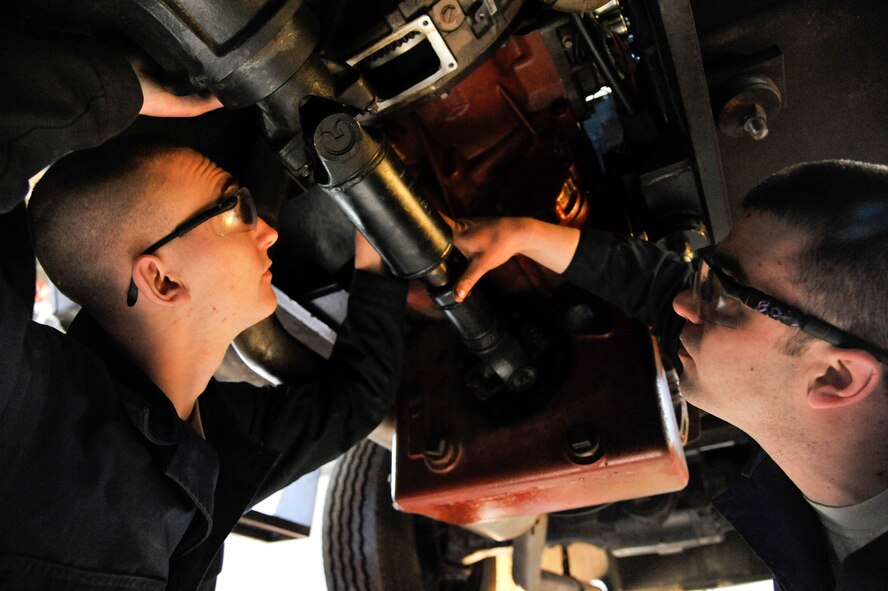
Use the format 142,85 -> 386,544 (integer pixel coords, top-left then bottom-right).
322,439 -> 494,591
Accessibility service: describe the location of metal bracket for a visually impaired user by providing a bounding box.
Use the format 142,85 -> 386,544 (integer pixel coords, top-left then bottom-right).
347,15 -> 458,111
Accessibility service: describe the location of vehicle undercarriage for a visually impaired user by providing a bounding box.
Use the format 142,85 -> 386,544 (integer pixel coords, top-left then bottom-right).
15,0 -> 888,589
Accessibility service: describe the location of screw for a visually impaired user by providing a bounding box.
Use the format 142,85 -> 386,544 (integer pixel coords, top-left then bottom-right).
561,36 -> 574,50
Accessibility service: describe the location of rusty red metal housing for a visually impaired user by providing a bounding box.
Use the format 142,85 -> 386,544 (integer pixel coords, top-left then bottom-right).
392,313 -> 688,525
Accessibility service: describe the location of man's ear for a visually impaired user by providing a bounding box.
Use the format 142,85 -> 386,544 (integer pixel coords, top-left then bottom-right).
807,348 -> 882,409
132,255 -> 191,307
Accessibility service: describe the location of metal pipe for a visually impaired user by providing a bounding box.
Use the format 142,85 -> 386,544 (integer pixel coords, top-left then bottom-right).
513,515 -> 548,591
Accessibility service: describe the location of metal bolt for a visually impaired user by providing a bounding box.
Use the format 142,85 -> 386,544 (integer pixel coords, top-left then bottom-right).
561,36 -> 574,50
743,113 -> 769,140
508,366 -> 537,392
566,303 -> 597,333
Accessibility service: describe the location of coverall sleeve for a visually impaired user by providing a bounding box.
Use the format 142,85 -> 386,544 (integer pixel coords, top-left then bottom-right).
561,228 -> 692,359
203,270 -> 408,501
0,29 -> 142,414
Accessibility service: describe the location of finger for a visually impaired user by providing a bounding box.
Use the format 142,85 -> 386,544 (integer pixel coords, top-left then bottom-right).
140,86 -> 224,118
192,94 -> 224,114
439,211 -> 456,230
165,93 -> 224,117
354,230 -> 385,275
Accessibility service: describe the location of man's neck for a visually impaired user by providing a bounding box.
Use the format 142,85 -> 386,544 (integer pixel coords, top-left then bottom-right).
113,317 -> 230,420
760,408 -> 888,507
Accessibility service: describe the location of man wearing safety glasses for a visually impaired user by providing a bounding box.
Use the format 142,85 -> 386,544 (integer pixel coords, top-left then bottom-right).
1,30 -> 406,589
444,161 -> 888,590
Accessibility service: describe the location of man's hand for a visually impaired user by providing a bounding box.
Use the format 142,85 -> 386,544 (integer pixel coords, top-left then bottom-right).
128,55 -> 223,118
355,231 -> 387,276
442,215 -> 526,302
442,214 -> 582,302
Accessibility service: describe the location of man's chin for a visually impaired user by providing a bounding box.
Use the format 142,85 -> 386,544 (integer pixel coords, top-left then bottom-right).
677,373 -> 701,404
677,380 -> 721,418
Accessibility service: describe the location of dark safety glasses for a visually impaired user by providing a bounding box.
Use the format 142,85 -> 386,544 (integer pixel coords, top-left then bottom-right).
126,186 -> 258,307
691,246 -> 888,364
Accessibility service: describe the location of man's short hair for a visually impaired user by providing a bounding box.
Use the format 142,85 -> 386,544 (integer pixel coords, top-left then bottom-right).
28,135 -> 186,320
741,160 -> 888,357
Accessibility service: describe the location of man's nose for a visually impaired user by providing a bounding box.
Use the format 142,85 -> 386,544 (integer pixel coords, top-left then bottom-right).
673,288 -> 703,324
256,217 -> 279,250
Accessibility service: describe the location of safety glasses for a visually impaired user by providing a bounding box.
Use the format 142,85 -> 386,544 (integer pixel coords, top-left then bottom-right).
126,186 -> 257,307
691,246 -> 888,363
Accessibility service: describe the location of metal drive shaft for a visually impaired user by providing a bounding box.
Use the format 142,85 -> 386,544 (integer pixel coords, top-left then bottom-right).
313,113 -> 536,393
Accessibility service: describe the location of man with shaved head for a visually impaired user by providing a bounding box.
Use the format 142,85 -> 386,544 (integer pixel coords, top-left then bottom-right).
1,29 -> 406,590
444,161 -> 888,590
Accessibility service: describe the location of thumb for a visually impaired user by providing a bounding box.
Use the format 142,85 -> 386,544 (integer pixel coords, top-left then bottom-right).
454,255 -> 491,302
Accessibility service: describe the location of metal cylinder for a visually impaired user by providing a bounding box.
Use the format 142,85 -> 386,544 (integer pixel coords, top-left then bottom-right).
314,113 -> 537,394
314,113 -> 453,280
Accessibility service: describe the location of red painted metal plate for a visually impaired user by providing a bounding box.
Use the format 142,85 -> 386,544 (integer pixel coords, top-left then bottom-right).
392,313 -> 688,524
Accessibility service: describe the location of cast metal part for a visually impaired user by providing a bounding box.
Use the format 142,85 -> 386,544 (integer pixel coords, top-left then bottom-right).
347,15 -> 458,111
313,113 -> 536,393
77,0 -> 374,173
394,313 -> 689,525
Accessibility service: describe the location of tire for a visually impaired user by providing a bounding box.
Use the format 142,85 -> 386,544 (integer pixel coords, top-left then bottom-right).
322,439 -> 493,591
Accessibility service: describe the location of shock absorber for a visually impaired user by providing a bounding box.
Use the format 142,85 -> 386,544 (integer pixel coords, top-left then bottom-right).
313,113 -> 537,395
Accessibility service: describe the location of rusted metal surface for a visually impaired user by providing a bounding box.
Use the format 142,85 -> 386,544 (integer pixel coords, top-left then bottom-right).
393,311 -> 688,525
386,30 -> 575,219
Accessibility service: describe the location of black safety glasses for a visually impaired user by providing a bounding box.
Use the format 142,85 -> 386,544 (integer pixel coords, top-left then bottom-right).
692,246 -> 888,364
126,186 -> 257,307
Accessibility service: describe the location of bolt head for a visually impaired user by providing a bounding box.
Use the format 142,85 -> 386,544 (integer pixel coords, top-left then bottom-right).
743,115 -> 769,140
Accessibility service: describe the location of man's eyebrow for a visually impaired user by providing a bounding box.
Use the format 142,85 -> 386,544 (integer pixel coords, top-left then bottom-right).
710,249 -> 748,284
